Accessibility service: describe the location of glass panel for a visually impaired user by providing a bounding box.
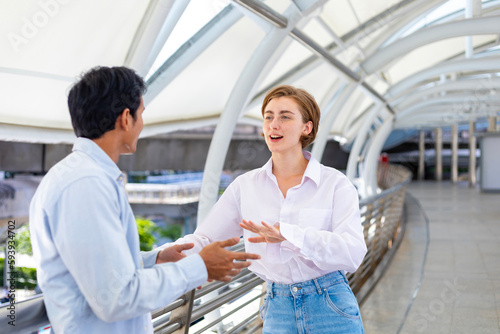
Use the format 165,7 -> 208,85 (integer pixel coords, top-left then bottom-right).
258,36 -> 317,92
146,0 -> 230,79
401,0 -> 466,37
349,0 -> 402,24
145,16 -> 265,124
320,0 -> 359,37
386,35 -> 498,84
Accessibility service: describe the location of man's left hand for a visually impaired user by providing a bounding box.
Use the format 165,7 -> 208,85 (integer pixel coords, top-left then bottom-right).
156,243 -> 194,264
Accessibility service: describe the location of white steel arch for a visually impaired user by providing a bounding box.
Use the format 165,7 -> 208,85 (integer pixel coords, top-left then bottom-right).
361,16 -> 500,74
198,3 -> 315,222
386,55 -> 500,98
3,0 -> 500,200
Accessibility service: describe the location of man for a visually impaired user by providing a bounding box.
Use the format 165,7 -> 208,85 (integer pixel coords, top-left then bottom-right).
29,66 -> 259,333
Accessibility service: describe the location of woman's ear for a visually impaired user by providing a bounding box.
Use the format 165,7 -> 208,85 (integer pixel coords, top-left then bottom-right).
303,121 -> 313,135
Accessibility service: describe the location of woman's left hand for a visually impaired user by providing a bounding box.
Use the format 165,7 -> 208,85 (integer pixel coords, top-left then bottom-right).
239,219 -> 285,243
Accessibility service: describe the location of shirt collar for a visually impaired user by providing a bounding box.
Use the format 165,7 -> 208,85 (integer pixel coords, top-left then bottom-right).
72,137 -> 124,182
260,151 -> 321,187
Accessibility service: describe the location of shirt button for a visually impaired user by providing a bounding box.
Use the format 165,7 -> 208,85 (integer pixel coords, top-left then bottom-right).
292,287 -> 298,292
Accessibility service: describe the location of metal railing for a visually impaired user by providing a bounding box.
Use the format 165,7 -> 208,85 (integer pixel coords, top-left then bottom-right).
350,164 -> 412,304
1,164 -> 411,334
149,164 -> 412,333
126,182 -> 202,205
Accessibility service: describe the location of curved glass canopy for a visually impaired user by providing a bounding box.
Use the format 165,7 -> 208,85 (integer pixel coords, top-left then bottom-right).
1,0 -> 499,200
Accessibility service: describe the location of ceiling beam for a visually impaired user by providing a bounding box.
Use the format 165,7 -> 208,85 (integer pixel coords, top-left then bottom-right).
233,0 -> 395,114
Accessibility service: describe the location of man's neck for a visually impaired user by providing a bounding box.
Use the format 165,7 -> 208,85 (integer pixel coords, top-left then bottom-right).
92,133 -> 121,163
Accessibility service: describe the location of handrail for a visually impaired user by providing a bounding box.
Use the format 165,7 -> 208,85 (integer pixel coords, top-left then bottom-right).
0,293 -> 48,334
2,164 -> 412,334
348,164 -> 412,304
359,177 -> 411,207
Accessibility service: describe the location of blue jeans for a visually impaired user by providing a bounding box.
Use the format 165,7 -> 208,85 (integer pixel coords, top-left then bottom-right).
260,271 -> 364,333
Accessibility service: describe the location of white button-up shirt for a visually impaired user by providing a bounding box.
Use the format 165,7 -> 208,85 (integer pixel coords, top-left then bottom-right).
177,151 -> 367,284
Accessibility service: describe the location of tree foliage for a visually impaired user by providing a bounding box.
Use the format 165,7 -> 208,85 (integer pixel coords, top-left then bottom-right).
14,225 -> 32,256
136,217 -> 184,250
135,217 -> 156,251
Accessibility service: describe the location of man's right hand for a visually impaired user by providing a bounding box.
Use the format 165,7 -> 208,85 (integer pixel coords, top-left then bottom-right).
198,237 -> 260,282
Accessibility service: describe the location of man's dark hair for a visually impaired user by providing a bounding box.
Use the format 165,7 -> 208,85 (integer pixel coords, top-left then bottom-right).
68,66 -> 146,139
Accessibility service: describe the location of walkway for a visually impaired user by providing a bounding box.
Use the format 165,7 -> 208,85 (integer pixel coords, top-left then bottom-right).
361,181 -> 500,333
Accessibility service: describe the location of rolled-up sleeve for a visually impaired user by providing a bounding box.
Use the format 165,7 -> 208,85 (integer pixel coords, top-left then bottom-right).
279,184 -> 367,273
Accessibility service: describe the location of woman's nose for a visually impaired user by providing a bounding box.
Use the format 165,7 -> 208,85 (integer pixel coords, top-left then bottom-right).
270,118 -> 279,129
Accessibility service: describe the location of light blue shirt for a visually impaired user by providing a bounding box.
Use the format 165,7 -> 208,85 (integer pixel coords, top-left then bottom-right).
29,138 -> 207,333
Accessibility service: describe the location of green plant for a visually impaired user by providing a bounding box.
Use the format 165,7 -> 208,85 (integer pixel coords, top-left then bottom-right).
0,258 -> 37,289
0,257 -> 4,285
136,217 -> 156,251
14,226 -> 32,256
15,266 -> 37,289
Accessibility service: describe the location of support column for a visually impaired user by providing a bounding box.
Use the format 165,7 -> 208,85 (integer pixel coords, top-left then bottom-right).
198,10 -> 298,223
468,121 -> 476,187
311,83 -> 357,161
362,115 -> 394,197
435,127 -> 443,181
488,116 -> 496,132
451,123 -> 458,183
346,104 -> 383,184
418,130 -> 425,181
465,0 -> 474,58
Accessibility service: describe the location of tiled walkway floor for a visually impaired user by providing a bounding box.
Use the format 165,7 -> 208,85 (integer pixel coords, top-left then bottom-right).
361,181 -> 500,334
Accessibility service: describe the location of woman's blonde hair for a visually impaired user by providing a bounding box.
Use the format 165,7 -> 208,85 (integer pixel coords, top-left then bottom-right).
261,85 -> 320,148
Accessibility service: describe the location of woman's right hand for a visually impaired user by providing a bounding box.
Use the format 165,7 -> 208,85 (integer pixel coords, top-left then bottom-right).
239,219 -> 286,243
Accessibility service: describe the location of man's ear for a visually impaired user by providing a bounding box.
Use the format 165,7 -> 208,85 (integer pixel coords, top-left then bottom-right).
116,108 -> 131,131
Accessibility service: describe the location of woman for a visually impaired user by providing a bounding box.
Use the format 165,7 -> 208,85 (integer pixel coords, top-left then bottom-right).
176,85 -> 367,333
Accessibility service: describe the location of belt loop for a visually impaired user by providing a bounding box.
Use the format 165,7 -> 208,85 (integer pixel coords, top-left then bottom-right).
339,270 -> 347,282
313,278 -> 322,295
268,282 -> 274,298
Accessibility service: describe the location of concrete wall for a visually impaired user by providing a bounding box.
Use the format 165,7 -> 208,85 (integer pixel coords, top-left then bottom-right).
0,141 -> 45,172
0,137 -> 349,173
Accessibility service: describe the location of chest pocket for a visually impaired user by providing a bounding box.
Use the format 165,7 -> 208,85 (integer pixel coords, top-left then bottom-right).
298,208 -> 333,231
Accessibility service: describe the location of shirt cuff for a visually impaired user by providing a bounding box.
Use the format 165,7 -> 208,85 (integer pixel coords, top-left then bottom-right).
279,222 -> 305,250
265,239 -> 300,263
177,254 -> 208,288
142,249 -> 161,268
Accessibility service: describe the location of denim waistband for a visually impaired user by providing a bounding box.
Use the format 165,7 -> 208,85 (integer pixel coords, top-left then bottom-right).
266,271 -> 347,298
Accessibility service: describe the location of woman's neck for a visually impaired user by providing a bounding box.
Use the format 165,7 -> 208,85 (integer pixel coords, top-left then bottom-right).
271,148 -> 309,178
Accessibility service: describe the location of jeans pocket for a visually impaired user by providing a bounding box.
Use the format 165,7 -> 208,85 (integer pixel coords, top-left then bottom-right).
259,296 -> 270,320
323,283 -> 361,319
